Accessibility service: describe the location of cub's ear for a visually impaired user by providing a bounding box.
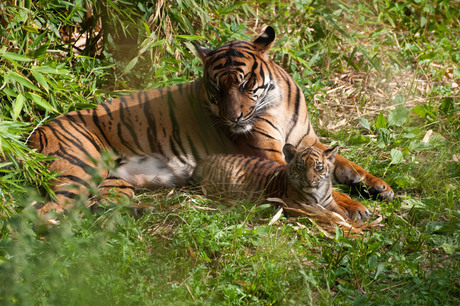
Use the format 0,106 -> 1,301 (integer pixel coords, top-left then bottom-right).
283,143 -> 298,163
324,146 -> 340,163
193,42 -> 212,61
253,26 -> 275,55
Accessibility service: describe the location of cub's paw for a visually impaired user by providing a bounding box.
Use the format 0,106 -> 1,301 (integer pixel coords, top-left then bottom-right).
346,202 -> 371,220
332,191 -> 371,220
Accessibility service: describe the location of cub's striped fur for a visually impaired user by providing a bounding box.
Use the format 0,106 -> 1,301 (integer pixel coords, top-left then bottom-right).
193,145 -> 370,220
29,26 -> 393,216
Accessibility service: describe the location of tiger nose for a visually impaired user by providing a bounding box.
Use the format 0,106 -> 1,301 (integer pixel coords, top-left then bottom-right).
232,112 -> 244,123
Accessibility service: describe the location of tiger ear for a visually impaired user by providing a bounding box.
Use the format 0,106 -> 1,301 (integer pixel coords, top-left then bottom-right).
193,42 -> 212,61
283,144 -> 298,163
324,146 -> 340,163
253,26 -> 275,54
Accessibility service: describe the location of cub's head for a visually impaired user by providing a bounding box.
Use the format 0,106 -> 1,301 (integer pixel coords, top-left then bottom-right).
283,144 -> 339,188
194,26 -> 281,134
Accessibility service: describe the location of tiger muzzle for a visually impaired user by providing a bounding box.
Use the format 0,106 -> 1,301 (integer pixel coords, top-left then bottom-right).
219,90 -> 249,123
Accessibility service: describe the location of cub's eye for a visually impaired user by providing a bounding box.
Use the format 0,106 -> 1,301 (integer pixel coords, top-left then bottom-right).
315,163 -> 324,172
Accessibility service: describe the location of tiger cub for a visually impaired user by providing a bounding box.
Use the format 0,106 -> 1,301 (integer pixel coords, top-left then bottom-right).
192,145 -> 365,219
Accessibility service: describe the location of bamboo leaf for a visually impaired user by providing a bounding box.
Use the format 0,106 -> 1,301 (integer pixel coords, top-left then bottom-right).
31,70 -> 49,92
123,57 -> 138,74
26,92 -> 58,113
32,66 -> 70,75
1,52 -> 33,62
176,35 -> 204,40
13,94 -> 25,120
8,71 -> 41,91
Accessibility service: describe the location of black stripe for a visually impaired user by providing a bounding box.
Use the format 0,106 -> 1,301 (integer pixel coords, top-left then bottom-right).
49,120 -> 93,157
118,96 -> 142,153
77,111 -> 88,125
267,165 -> 287,196
295,126 -> 312,147
57,174 -> 91,189
34,129 -> 47,151
100,103 -> 114,120
247,143 -> 282,154
252,127 -> 277,140
236,157 -> 259,182
286,84 -> 301,141
143,91 -> 162,154
117,123 -> 137,154
116,191 -> 133,197
255,117 -> 281,134
55,191 -> 77,199
213,49 -> 248,62
322,193 -> 333,206
92,108 -> 113,149
64,115 -> 104,152
187,134 -> 201,163
51,143 -> 93,173
99,185 -> 134,190
167,88 -> 187,158
169,138 -> 188,165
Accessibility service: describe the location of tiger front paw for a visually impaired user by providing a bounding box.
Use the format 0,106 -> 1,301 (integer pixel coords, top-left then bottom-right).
364,176 -> 394,201
332,191 -> 370,220
334,165 -> 394,201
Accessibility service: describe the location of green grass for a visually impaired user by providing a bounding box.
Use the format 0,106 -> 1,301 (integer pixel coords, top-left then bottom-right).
1,0 -> 459,304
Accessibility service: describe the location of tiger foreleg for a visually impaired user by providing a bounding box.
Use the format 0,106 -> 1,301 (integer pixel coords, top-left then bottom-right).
313,142 -> 394,200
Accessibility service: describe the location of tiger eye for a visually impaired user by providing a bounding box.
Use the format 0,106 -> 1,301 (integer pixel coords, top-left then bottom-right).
315,163 -> 324,172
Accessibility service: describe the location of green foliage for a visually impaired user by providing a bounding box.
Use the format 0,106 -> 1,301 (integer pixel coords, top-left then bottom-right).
0,0 -> 459,304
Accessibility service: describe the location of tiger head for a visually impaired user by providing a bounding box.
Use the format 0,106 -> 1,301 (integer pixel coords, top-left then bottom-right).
194,26 -> 281,134
283,144 -> 339,188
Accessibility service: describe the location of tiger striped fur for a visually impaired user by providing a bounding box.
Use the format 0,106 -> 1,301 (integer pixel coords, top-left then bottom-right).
28,26 -> 393,216
193,145 -> 369,220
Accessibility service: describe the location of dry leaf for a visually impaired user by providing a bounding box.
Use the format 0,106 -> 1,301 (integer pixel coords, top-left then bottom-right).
422,129 -> 433,143
268,207 -> 284,225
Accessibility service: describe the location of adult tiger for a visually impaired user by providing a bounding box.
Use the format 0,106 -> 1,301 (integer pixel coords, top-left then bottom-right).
29,26 -> 394,216
192,145 -> 369,220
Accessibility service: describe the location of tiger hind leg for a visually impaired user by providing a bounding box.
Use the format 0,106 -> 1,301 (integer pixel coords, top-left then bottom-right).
37,174 -> 100,218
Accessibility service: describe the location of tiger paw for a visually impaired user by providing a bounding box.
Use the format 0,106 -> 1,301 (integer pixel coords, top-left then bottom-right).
334,164 -> 394,201
362,176 -> 394,201
37,201 -> 65,217
332,191 -> 370,220
333,161 -> 394,201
